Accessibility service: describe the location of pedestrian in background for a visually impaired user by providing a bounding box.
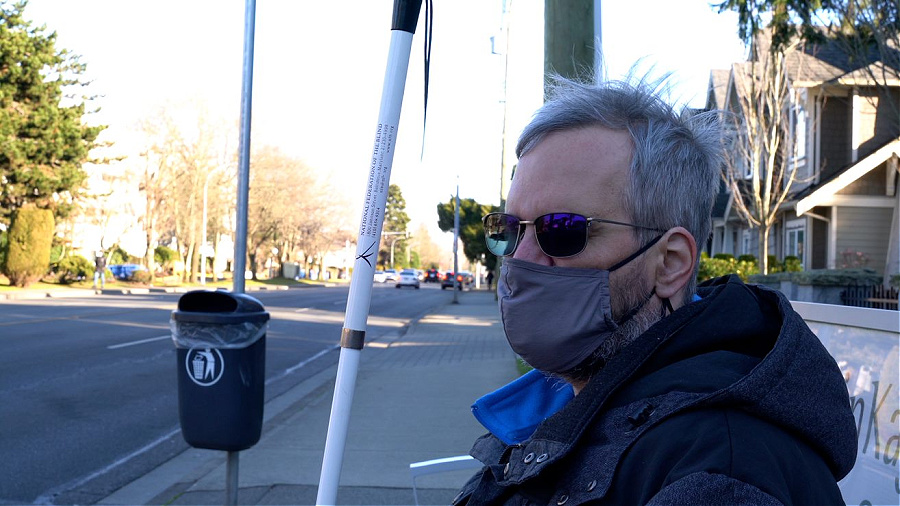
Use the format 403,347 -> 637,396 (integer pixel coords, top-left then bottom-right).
459,76 -> 857,505
93,251 -> 106,291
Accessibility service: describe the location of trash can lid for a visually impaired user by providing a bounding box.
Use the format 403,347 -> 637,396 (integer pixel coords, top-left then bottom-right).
171,290 -> 270,325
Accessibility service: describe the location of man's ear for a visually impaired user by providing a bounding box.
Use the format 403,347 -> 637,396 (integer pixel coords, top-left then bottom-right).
653,227 -> 697,303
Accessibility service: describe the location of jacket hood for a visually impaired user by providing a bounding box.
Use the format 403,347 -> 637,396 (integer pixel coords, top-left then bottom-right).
638,275 -> 858,479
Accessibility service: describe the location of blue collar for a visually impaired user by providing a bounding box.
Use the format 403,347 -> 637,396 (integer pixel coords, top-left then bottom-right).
471,369 -> 574,445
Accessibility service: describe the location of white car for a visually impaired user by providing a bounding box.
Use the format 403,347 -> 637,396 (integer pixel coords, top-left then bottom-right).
383,269 -> 398,282
373,270 -> 388,283
395,269 -> 420,289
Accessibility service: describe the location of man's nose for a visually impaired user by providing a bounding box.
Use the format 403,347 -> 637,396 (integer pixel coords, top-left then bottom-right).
512,229 -> 553,266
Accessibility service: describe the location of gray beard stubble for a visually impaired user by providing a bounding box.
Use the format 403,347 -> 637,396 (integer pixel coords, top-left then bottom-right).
560,260 -> 661,385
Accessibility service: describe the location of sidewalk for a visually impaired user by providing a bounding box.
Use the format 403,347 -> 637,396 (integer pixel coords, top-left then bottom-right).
99,289 -> 516,506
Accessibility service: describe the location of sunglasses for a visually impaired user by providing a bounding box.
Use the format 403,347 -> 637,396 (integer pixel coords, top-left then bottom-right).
482,212 -> 665,258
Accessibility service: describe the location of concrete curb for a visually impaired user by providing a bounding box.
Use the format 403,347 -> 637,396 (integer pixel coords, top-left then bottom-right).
0,283 -> 309,300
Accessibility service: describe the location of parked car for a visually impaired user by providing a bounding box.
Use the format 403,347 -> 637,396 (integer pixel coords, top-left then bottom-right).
396,269 -> 420,289
424,268 -> 441,283
383,269 -> 398,282
441,271 -> 473,290
373,270 -> 388,283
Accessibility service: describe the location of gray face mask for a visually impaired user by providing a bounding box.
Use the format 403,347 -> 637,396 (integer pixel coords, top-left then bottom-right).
497,236 -> 662,373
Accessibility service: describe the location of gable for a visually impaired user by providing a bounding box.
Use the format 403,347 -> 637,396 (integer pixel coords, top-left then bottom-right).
796,139 -> 900,215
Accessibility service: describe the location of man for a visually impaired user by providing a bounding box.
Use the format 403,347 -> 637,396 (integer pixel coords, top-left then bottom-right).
93,250 -> 106,291
456,78 -> 857,505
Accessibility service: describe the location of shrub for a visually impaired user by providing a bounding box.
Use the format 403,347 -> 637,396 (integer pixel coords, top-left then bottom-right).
735,259 -> 759,280
767,255 -> 784,273
131,270 -> 152,284
699,256 -> 736,282
698,254 -> 759,283
107,244 -> 140,265
0,230 -> 6,271
155,245 -> 178,270
783,256 -> 803,272
56,255 -> 93,284
738,254 -> 757,263
2,207 -> 54,287
49,241 -> 65,265
791,268 -> 881,286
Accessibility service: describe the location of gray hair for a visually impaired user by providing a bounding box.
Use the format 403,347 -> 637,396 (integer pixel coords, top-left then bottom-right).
516,76 -> 723,298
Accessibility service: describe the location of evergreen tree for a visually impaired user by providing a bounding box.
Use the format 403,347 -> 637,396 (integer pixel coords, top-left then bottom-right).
0,1 -> 105,227
379,184 -> 410,268
436,197 -> 500,272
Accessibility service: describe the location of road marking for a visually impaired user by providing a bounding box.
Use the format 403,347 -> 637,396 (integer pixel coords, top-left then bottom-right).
34,426 -> 182,505
296,307 -> 309,312
266,345 -> 338,385
39,342 -> 340,502
107,335 -> 170,350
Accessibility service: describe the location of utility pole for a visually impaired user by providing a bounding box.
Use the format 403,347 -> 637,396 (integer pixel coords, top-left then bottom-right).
496,0 -> 514,207
544,0 -> 600,95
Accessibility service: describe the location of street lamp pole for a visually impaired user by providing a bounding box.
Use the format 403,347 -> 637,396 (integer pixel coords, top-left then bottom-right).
201,172 -> 211,286
390,237 -> 399,270
382,231 -> 407,270
388,231 -> 409,270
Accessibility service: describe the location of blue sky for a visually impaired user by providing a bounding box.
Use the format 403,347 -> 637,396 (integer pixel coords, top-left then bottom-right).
23,0 -> 746,242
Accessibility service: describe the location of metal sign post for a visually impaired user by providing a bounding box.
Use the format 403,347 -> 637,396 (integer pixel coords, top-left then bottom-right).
233,0 -> 257,296
226,0 -> 257,504
452,180 -> 460,303
315,1 -> 423,504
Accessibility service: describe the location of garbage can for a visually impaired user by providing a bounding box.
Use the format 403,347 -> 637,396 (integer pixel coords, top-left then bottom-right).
171,290 -> 270,451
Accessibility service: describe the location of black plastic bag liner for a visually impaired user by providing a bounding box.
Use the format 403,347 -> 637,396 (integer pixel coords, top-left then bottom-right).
171,290 -> 269,349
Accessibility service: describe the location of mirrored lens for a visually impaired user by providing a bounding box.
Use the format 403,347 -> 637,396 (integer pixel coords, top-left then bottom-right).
534,213 -> 588,257
483,214 -> 520,256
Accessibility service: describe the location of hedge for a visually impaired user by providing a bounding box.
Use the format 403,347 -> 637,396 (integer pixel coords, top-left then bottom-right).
2,207 -> 54,287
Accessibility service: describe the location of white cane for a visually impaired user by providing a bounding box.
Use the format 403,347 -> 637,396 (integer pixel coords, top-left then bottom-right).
315,1 -> 423,504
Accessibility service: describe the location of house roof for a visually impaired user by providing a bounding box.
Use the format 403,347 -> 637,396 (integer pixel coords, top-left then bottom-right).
711,177 -> 731,219
707,69 -> 731,110
712,27 -> 899,111
795,138 -> 900,215
752,27 -> 900,87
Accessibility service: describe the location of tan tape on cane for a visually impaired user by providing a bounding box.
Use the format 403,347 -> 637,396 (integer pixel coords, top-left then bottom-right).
340,328 -> 366,350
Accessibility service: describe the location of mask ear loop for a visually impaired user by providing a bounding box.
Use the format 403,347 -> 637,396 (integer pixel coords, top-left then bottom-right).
608,234 -> 663,272
661,297 -> 674,316
607,234 -> 672,323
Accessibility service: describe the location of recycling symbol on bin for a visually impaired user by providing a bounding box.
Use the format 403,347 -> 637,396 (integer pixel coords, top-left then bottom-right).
185,348 -> 225,387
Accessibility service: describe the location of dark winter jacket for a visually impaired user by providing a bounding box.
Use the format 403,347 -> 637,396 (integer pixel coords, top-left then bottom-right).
454,275 -> 858,505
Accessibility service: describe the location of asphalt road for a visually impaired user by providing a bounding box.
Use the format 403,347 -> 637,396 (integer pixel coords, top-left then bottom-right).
0,282 -> 449,505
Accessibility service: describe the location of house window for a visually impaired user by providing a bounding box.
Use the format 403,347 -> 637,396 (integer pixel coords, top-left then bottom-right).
784,219 -> 805,266
742,230 -> 751,256
790,90 -> 808,180
794,104 -> 807,161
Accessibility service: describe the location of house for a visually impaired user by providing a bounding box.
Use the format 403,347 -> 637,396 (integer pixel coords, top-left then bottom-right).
707,30 -> 899,280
